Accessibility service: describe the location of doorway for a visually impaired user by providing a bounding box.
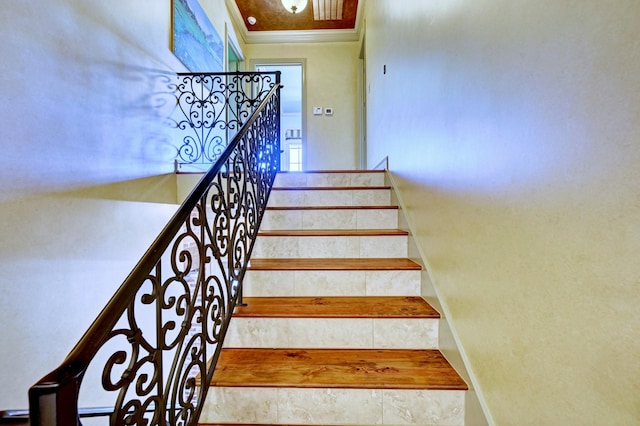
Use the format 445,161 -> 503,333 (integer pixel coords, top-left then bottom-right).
252,60 -> 305,171
227,33 -> 243,72
226,32 -> 245,143
358,33 -> 367,169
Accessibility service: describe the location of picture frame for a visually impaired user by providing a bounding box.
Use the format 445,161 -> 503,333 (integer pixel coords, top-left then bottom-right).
171,0 -> 224,72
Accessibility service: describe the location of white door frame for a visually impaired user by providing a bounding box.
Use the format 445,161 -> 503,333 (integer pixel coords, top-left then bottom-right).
250,59 -> 307,171
358,31 -> 368,170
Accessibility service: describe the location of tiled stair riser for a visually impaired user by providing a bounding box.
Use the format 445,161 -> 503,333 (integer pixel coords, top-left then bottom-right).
201,387 -> 465,426
268,188 -> 391,207
274,172 -> 386,188
226,317 -> 439,349
243,269 -> 422,297
262,208 -> 398,230
252,235 -> 408,258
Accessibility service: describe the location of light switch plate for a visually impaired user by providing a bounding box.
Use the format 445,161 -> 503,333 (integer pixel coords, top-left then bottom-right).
313,107 -> 322,115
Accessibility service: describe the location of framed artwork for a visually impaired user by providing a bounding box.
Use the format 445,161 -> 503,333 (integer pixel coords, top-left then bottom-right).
172,0 -> 224,72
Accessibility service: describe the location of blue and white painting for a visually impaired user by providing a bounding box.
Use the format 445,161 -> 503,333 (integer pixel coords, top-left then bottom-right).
172,0 -> 224,72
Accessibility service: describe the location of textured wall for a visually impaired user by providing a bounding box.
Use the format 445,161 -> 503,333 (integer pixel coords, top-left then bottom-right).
0,0 -> 238,409
364,0 -> 640,424
245,42 -> 360,170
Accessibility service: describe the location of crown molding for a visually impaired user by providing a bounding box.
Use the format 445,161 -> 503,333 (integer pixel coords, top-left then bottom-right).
245,28 -> 360,44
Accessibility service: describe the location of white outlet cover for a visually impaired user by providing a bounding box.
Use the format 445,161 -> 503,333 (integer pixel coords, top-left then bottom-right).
324,107 -> 333,116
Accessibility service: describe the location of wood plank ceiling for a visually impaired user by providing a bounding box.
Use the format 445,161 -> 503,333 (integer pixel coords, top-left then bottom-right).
227,0 -> 362,43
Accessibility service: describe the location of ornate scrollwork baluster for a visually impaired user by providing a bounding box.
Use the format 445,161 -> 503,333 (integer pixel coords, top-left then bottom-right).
29,73 -> 280,426
173,72 -> 280,168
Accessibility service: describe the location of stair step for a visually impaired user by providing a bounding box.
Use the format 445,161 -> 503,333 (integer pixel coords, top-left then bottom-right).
274,170 -> 385,188
268,187 -> 391,207
262,206 -> 398,230
234,296 -> 439,318
266,205 -> 398,210
227,297 -> 440,349
211,348 -> 467,390
245,259 -> 422,298
244,261 -> 422,298
201,385 -> 465,425
258,229 -> 407,237
273,186 -> 390,190
248,258 -> 421,270
252,232 -> 408,259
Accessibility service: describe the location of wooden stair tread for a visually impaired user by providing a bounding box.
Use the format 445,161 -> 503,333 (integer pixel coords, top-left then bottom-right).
271,186 -> 390,191
278,170 -> 385,174
266,205 -> 398,210
258,229 -> 408,237
234,296 -> 439,318
248,258 -> 422,271
211,348 -> 468,390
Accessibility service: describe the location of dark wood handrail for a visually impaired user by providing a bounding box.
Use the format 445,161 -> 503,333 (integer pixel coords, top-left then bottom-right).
28,75 -> 281,426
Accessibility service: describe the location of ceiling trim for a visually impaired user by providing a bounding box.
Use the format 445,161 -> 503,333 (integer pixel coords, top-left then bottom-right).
244,28 -> 360,44
225,0 -> 364,45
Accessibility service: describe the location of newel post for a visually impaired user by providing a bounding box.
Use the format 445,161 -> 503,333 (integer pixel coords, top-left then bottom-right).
29,375 -> 81,426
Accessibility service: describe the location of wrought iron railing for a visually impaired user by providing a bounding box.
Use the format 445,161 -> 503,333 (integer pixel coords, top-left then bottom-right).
173,72 -> 280,170
28,73 -> 281,425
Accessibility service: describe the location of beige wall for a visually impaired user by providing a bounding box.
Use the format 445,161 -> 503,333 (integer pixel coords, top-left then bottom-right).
365,1 -> 640,424
0,0 -> 238,409
244,42 -> 360,170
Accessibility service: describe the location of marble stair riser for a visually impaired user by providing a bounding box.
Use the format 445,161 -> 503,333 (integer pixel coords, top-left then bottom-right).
252,235 -> 408,258
274,172 -> 386,188
268,188 -> 391,208
200,387 -> 465,426
261,208 -> 398,230
243,269 -> 422,297
226,317 -> 439,349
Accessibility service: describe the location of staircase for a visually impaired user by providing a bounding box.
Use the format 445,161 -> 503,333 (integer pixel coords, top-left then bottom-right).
199,170 -> 467,426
